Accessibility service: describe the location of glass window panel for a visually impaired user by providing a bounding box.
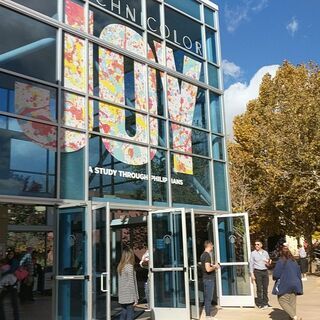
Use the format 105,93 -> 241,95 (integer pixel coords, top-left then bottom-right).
171,154 -> 211,207
169,125 -> 208,156
210,92 -> 223,134
166,43 -> 204,83
204,7 -> 215,28
150,117 -> 166,148
90,0 -> 142,26
146,0 -> 161,36
62,91 -> 86,129
89,135 -> 148,203
12,0 -> 58,18
0,116 -> 56,198
220,265 -> 251,295
0,6 -> 57,83
152,211 -> 184,268
212,135 -> 225,160
165,0 -> 200,20
64,0 -> 86,32
58,207 -> 86,275
60,134 -> 85,200
206,28 -> 217,64
0,72 -> 57,121
148,67 -> 165,116
164,7 -> 203,57
193,88 -> 207,128
218,216 -> 248,263
57,280 -> 86,319
6,204 -> 48,225
151,149 -> 168,205
90,5 -> 144,54
208,63 -> 220,88
154,271 -> 186,307
214,161 -> 228,211
148,35 -> 163,65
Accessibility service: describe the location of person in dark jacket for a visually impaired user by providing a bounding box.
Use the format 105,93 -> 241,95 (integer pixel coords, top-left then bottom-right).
272,243 -> 303,320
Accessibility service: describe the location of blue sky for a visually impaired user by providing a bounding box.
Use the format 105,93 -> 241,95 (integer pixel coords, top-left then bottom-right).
213,0 -> 320,134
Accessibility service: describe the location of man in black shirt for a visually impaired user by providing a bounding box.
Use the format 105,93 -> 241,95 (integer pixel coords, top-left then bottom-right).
200,240 -> 220,319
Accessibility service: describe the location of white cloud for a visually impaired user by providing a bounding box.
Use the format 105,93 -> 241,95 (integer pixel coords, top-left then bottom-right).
225,0 -> 269,32
222,59 -> 242,79
286,17 -> 299,37
224,65 -> 279,137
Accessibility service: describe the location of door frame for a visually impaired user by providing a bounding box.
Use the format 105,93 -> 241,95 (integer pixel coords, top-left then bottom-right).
213,212 -> 255,307
148,208 -> 191,320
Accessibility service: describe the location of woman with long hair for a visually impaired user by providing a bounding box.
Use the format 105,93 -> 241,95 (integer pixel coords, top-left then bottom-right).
272,243 -> 303,320
117,247 -> 139,320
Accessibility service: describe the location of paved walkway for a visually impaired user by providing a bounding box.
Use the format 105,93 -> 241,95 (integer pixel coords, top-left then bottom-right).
138,275 -> 320,320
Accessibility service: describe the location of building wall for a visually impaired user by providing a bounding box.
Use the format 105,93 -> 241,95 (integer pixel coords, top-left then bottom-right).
0,0 -> 228,211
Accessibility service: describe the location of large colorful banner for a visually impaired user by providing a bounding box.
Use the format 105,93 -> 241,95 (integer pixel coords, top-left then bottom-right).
15,0 -> 202,175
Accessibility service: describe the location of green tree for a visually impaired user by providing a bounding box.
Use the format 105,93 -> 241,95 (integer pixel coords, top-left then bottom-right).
229,62 -> 320,267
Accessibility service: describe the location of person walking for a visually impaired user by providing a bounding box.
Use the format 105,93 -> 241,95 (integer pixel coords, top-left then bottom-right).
0,249 -> 20,320
200,240 -> 220,320
19,247 -> 34,303
272,243 -> 303,320
117,248 -> 139,320
250,240 -> 272,309
298,244 -> 308,281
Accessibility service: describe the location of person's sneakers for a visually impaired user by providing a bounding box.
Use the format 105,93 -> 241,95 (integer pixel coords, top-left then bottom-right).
266,304 -> 272,308
261,305 -> 269,310
302,277 -> 308,281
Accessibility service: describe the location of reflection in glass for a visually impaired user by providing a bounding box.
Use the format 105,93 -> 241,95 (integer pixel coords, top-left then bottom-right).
220,265 -> 251,295
0,72 -> 57,121
206,28 -> 217,64
12,0 -> 58,18
57,280 -> 86,320
152,211 -> 184,268
208,63 -> 219,88
89,135 -> 148,203
171,154 -> 211,207
165,7 -> 203,57
218,216 -> 248,263
0,116 -> 56,198
214,161 -> 228,211
154,271 -> 186,307
6,204 -> 50,225
210,92 -> 223,133
58,207 -> 86,275
146,0 -> 161,36
0,6 -> 57,83
212,135 -> 224,160
166,43 -> 205,82
165,0 -> 200,20
151,149 -> 167,204
191,129 -> 209,156
204,7 -> 215,28
148,67 -> 165,116
193,89 -> 207,128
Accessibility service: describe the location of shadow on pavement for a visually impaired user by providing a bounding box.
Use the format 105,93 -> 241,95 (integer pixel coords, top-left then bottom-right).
269,308 -> 290,320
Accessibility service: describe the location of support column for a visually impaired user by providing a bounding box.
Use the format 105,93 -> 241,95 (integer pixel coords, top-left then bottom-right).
0,205 -> 8,258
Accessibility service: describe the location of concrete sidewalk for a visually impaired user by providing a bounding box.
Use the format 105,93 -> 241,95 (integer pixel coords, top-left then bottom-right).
201,275 -> 320,320
138,275 -> 320,320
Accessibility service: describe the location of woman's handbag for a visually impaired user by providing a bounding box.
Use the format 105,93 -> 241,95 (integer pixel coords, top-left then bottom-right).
14,267 -> 29,281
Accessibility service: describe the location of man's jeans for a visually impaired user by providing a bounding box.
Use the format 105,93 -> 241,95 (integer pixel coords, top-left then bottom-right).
203,279 -> 214,316
120,303 -> 134,320
254,269 -> 269,307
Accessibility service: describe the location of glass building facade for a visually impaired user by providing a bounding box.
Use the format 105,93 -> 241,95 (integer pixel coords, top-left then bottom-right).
0,1 -> 254,319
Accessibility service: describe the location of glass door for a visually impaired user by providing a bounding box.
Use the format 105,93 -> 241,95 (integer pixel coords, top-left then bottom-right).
185,210 -> 200,319
214,213 -> 255,307
92,202 -> 110,320
148,209 -> 190,320
56,204 -> 89,320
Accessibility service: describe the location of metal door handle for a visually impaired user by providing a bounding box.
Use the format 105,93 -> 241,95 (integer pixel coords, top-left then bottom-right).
189,266 -> 195,282
100,272 -> 108,293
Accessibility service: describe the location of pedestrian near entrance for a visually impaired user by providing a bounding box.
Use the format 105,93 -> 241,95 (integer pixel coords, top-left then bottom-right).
250,240 -> 272,309
117,248 -> 139,320
272,243 -> 303,320
139,248 -> 150,311
200,240 -> 220,320
298,244 -> 308,281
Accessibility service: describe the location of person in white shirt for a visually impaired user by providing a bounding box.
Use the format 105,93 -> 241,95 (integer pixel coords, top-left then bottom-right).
250,240 -> 272,309
298,244 -> 308,280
